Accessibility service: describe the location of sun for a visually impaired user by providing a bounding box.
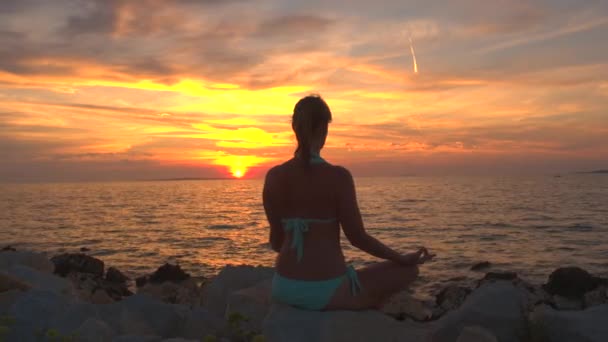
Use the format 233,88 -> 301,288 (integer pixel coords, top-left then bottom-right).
233,169 -> 245,178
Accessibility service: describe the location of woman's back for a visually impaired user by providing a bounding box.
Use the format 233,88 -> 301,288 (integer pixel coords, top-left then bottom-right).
264,94 -> 432,311
265,159 -> 350,280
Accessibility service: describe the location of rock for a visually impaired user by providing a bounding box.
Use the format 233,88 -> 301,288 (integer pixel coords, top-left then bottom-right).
48,302 -> 100,336
553,295 -> 583,310
381,290 -> 433,321
149,263 -> 190,284
75,318 -> 116,342
1,246 -> 16,252
225,279 -> 272,332
177,307 -> 225,340
543,267 -> 602,298
455,326 -> 498,342
436,285 -> 471,312
203,265 -> 274,316
80,247 -> 91,252
470,262 -> 491,271
0,289 -> 24,315
431,281 -> 528,342
91,289 -> 115,304
480,271 -> 518,283
68,272 -> 132,302
0,272 -> 31,292
3,265 -> 73,295
51,253 -> 104,277
584,286 -> 607,308
107,267 -> 129,283
99,294 -> 189,337
138,279 -> 200,305
519,284 -> 552,312
529,304 -> 608,342
105,279 -> 134,299
113,335 -> 162,342
136,275 -> 150,288
5,290 -> 73,341
0,250 -> 54,273
263,303 -> 432,342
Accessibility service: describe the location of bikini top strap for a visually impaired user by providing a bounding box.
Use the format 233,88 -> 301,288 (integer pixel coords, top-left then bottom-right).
282,218 -> 336,261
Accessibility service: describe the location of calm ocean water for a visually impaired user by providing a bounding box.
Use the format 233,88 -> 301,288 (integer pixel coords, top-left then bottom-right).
1,175 -> 607,299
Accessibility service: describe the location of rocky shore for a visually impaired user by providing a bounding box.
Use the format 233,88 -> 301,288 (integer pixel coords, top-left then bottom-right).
1,248 -> 606,341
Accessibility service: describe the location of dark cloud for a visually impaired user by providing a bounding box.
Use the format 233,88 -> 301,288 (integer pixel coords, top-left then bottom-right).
0,0 -> 38,13
255,14 -> 334,37
64,0 -> 119,35
0,158 -> 225,182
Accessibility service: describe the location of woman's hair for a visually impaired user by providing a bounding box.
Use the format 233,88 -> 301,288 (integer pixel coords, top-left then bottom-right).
292,94 -> 332,166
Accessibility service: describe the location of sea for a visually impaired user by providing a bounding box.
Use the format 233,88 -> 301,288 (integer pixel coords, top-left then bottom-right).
1,174 -> 607,299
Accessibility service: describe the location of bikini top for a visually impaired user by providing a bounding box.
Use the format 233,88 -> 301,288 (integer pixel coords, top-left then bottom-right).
282,153 -> 336,262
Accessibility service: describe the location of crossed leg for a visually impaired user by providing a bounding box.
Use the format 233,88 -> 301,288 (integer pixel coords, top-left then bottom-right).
324,261 -> 419,310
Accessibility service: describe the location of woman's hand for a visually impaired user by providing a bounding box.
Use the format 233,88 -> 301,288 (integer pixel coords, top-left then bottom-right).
398,247 -> 435,265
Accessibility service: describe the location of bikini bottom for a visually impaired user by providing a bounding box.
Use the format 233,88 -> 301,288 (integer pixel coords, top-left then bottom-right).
271,265 -> 362,311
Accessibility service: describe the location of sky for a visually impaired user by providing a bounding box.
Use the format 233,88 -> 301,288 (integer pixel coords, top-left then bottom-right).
0,0 -> 607,181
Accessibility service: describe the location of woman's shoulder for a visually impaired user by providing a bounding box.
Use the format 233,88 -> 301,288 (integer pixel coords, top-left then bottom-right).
265,159 -> 352,181
327,163 -> 352,179
265,159 -> 294,178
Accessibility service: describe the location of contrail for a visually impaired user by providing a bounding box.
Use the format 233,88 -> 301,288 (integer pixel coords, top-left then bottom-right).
408,36 -> 418,74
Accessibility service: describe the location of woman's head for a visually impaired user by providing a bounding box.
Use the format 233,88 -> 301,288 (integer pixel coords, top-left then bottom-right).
292,94 -> 332,163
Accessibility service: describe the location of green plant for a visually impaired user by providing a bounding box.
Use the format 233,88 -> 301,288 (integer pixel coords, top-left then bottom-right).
202,334 -> 218,342
0,315 -> 15,342
44,328 -> 77,342
225,312 -> 263,342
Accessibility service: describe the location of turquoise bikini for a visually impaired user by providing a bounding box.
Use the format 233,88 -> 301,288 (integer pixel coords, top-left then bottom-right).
270,155 -> 363,310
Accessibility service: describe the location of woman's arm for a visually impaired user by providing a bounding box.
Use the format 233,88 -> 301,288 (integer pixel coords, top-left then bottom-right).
263,166 -> 284,252
336,167 -> 423,265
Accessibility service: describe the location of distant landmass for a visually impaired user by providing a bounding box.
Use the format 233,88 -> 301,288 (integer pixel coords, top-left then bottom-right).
142,177 -> 237,181
576,170 -> 608,174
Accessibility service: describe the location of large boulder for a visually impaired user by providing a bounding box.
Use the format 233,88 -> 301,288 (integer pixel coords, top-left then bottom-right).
263,304 -> 432,342
51,253 -> 104,277
0,250 -> 54,273
98,294 -> 189,337
203,265 -> 273,315
0,272 -> 31,292
112,335 -> 162,342
430,281 -> 528,342
529,304 -> 608,342
75,318 -> 116,342
436,285 -> 471,312
543,267 -> 603,299
225,279 -> 272,332
5,290 -> 73,341
48,302 -> 100,336
136,264 -> 191,288
584,286 -> 607,308
138,279 -> 201,306
2,265 -> 73,295
382,291 -> 433,321
107,267 -> 130,283
177,307 -> 225,340
552,295 -> 583,311
455,326 -> 498,342
68,271 -> 132,302
0,289 -> 25,315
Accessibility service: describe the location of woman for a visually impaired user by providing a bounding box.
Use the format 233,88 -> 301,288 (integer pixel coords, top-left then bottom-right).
263,95 -> 434,311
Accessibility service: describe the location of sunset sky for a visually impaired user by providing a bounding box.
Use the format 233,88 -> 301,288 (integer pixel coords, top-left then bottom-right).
1,0 -> 607,181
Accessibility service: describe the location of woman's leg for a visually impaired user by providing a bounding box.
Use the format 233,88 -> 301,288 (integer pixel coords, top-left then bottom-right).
324,261 -> 419,310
